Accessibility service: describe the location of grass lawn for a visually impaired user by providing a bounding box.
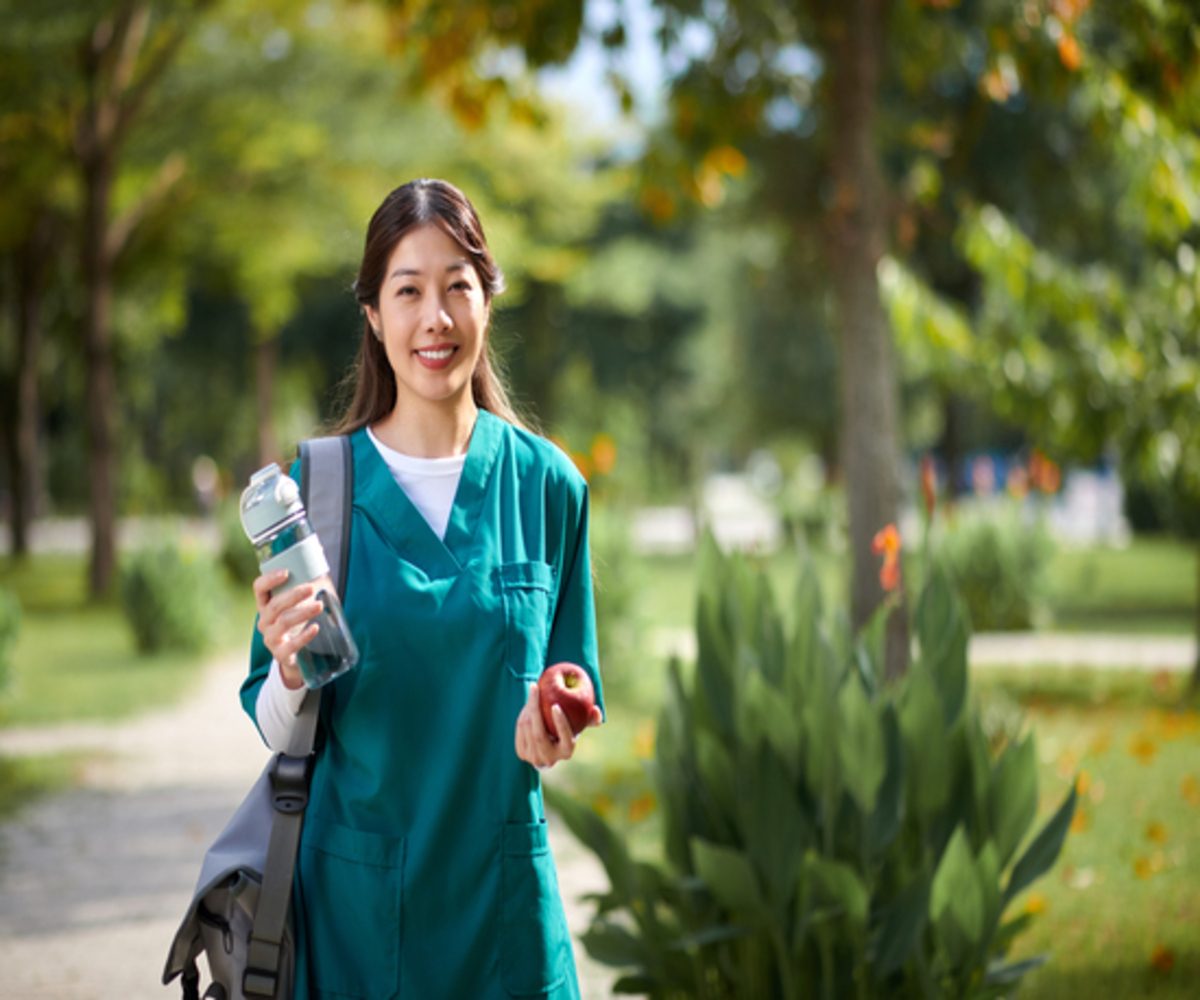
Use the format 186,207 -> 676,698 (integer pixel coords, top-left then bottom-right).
990,674 -> 1200,998
1047,538 -> 1196,634
0,553 -> 255,726
632,535 -> 1196,635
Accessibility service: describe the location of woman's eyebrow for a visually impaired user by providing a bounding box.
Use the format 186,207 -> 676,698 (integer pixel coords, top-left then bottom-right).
388,261 -> 470,281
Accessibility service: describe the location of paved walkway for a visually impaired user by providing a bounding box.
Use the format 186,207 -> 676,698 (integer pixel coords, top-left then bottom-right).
0,653 -> 614,1000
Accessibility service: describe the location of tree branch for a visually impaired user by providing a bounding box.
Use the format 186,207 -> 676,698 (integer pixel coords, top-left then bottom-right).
105,152 -> 186,261
115,0 -> 215,143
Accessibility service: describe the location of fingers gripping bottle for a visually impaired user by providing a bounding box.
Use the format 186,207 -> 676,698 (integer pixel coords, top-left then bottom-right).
240,464 -> 359,688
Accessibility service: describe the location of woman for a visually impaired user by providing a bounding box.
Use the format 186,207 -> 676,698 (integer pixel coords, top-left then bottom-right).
241,178 -> 604,999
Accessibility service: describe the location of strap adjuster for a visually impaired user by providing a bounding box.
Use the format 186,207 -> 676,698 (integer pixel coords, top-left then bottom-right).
269,753 -> 311,814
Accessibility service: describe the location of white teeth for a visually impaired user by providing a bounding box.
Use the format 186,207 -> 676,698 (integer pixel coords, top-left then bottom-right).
417,348 -> 454,360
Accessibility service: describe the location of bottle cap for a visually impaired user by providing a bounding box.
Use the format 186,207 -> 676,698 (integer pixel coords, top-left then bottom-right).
240,464 -> 304,543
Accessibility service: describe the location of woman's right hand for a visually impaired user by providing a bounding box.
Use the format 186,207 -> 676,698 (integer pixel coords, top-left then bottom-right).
253,569 -> 322,690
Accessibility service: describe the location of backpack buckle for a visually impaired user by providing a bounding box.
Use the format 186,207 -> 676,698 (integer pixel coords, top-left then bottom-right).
269,753 -> 311,814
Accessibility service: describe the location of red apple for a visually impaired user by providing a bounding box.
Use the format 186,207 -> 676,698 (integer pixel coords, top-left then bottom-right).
538,662 -> 595,739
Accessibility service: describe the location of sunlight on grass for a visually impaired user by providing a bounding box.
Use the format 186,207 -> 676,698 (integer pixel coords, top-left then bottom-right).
0,554 -> 256,726
1011,697 -> 1200,999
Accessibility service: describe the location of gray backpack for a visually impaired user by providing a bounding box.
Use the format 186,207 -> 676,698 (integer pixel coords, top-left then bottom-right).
163,436 -> 352,999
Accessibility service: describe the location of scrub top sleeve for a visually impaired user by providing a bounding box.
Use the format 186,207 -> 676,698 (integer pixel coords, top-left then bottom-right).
240,624 -> 273,741
545,476 -> 605,719
238,456 -> 303,740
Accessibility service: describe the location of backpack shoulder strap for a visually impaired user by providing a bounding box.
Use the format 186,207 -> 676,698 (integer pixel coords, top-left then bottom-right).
242,434 -> 352,999
288,434 -> 352,756
298,435 -> 353,597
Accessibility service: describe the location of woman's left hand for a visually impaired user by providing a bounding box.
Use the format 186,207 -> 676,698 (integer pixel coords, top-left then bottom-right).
514,682 -> 602,769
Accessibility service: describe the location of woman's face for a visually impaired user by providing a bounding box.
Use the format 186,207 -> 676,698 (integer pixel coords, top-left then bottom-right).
364,223 -> 489,415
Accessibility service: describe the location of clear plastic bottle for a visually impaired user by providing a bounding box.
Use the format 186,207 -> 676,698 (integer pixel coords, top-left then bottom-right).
240,464 -> 359,688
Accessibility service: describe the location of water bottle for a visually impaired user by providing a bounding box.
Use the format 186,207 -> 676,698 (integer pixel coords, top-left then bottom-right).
240,464 -> 359,688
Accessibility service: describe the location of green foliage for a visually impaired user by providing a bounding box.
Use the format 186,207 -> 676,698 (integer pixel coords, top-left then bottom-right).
587,503 -> 645,698
936,503 -> 1053,632
118,542 -> 224,655
0,587 -> 20,691
218,500 -> 260,587
548,538 -> 1076,999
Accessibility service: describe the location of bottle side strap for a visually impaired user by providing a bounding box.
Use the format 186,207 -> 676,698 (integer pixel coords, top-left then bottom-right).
261,534 -> 331,595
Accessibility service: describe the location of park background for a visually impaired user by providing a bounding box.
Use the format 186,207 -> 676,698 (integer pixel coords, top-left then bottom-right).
0,0 -> 1198,997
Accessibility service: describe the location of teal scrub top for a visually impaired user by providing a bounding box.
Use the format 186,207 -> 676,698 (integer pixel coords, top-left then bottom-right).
240,411 -> 605,999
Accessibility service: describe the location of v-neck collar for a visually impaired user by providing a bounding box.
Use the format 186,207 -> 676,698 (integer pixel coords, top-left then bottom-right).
351,410 -> 503,577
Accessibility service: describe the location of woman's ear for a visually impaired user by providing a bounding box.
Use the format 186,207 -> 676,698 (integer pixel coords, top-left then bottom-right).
364,304 -> 382,339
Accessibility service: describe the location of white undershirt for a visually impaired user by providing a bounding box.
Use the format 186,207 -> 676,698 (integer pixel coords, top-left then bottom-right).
254,427 -> 467,749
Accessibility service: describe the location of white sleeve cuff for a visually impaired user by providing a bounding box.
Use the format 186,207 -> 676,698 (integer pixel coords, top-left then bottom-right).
254,659 -> 308,751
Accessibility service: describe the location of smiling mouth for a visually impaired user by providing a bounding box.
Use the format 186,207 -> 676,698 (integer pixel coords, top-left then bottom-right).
414,345 -> 458,370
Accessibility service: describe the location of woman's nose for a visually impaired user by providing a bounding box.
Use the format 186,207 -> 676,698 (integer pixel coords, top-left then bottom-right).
423,296 -> 452,332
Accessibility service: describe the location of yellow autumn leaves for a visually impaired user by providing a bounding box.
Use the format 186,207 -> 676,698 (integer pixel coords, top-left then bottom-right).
589,719 -> 658,825
552,432 -> 618,483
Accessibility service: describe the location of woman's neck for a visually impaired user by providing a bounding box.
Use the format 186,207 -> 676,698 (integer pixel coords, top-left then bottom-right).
371,398 -> 478,458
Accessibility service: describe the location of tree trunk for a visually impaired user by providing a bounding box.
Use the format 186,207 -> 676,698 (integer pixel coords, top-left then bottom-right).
10,212 -> 55,559
255,335 -> 279,466
820,0 -> 909,678
1191,543 -> 1200,695
81,149 -> 118,598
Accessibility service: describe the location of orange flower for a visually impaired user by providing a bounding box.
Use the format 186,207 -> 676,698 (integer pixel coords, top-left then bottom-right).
1128,733 -> 1158,764
1133,854 -> 1165,879
1057,33 -> 1083,72
1029,449 -> 1062,494
920,455 -> 937,518
1150,945 -> 1176,973
1145,821 -> 1168,844
1181,774 -> 1200,806
1069,807 -> 1091,834
872,524 -> 902,592
1075,770 -> 1092,796
628,792 -> 657,823
1024,892 -> 1048,915
591,793 -> 615,818
570,451 -> 593,481
640,185 -> 676,223
590,433 -> 618,476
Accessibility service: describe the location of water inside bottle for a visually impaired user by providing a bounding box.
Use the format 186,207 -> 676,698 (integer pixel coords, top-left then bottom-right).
296,584 -> 358,688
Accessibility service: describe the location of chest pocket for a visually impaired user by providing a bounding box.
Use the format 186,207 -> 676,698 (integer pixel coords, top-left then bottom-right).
497,561 -> 555,680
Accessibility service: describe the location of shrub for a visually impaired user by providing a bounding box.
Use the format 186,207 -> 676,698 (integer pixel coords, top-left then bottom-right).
119,542 -> 223,654
936,502 -> 1052,631
218,498 -> 260,587
548,538 -> 1075,999
0,588 -> 20,691
588,503 -> 645,697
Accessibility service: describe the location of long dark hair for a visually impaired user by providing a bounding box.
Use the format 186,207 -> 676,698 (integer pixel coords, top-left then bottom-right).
330,178 -> 527,434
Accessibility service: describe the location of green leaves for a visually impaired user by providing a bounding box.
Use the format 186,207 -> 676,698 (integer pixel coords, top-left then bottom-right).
914,563 -> 969,725
989,735 -> 1039,867
1005,784 -> 1079,904
691,838 -> 767,919
805,854 -> 869,927
550,543 -> 1073,999
836,673 -> 886,814
899,666 -> 951,822
930,826 -> 985,965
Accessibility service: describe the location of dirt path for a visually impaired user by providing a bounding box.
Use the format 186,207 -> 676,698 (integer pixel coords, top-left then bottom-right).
0,653 -> 615,999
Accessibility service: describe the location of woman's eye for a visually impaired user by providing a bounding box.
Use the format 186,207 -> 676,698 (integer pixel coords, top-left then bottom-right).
397,286 -> 418,297
450,281 -> 470,292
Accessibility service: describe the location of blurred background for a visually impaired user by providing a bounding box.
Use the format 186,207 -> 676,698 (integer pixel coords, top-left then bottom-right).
0,1 -> 1198,997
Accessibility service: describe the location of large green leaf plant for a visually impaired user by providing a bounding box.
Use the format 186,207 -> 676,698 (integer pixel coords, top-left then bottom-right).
548,538 -> 1076,998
